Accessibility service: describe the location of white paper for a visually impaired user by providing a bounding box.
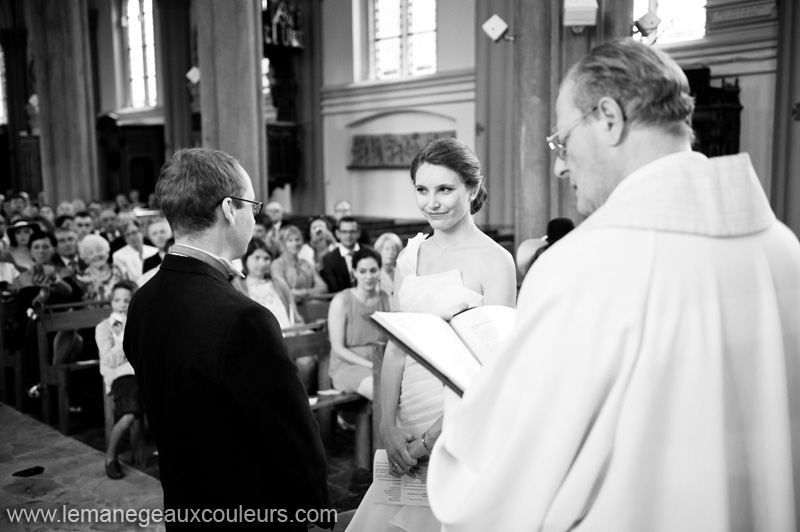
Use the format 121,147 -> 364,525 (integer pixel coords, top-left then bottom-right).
450,305 -> 517,364
371,449 -> 429,507
372,312 -> 481,393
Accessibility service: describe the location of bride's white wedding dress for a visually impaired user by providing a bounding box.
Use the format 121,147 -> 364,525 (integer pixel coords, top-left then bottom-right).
346,234 -> 482,532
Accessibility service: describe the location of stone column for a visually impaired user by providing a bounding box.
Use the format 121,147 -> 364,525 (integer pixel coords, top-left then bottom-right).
24,0 -> 99,204
514,0 -> 556,244
513,0 -> 634,245
0,28 -> 29,191
771,0 -> 800,235
196,0 -> 267,201
157,0 -> 193,154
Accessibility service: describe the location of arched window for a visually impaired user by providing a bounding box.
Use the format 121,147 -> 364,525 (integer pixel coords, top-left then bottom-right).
633,0 -> 707,44
372,0 -> 437,80
123,0 -> 157,108
0,46 -> 7,125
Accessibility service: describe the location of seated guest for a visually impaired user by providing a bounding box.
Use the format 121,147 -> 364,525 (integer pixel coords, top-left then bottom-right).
327,247 -> 389,400
265,201 -> 284,240
76,234 -> 128,303
97,280 -> 144,480
53,227 -> 86,274
271,225 -> 328,302
236,239 -> 302,329
333,199 -> 371,246
300,215 -> 336,271
38,205 -> 56,226
252,213 -> 280,256
54,214 -> 74,231
73,210 -> 95,242
373,232 -> 403,297
112,219 -> 158,284
7,219 -> 37,271
235,238 -> 314,391
98,208 -> 125,254
529,217 -> 575,269
142,218 -> 172,275
138,238 -> 173,287
321,216 -> 362,294
56,200 -> 75,217
14,230 -> 83,398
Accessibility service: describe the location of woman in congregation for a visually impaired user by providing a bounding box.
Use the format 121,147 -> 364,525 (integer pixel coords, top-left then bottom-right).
75,234 -> 128,303
7,219 -> 37,271
270,224 -> 328,302
346,137 -> 517,532
327,247 -> 390,401
299,215 -> 336,271
14,230 -> 84,397
373,232 -> 403,297
235,238 -> 315,391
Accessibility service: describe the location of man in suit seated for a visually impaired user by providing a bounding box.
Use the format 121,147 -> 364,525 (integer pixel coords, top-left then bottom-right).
124,148 -> 331,530
53,227 -> 87,274
320,215 -> 361,294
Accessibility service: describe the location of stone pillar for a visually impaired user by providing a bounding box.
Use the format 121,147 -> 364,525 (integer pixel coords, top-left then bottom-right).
196,0 -> 267,201
512,0 -> 634,244
157,0 -> 193,154
514,0 -> 556,244
771,0 -> 800,235
0,28 -> 29,191
24,0 -> 99,204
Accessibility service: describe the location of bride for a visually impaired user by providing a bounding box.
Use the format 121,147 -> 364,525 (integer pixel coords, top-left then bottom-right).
346,137 -> 517,532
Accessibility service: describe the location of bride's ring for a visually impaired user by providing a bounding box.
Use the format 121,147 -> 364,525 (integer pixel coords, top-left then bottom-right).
392,463 -> 400,472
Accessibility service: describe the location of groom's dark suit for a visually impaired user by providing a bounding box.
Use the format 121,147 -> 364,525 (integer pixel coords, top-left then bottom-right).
124,253 -> 330,529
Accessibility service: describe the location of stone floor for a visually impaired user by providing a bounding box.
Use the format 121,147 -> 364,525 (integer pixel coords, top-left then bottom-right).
0,401 -> 371,531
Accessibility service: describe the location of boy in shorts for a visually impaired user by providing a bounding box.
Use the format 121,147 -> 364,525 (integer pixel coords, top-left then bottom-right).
96,280 -> 143,479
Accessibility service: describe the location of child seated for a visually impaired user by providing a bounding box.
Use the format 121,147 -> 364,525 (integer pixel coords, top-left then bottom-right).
96,280 -> 143,479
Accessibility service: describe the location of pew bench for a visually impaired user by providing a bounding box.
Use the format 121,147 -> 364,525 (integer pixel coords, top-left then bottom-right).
0,297 -> 24,409
283,321 -> 373,470
36,301 -> 109,434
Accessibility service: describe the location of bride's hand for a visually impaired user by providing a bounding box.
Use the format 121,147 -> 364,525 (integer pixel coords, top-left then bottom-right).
381,424 -> 416,477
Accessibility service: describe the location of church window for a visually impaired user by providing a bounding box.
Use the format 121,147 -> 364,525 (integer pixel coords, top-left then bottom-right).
633,0 -> 707,44
372,0 -> 436,80
123,0 -> 158,108
0,47 -> 7,125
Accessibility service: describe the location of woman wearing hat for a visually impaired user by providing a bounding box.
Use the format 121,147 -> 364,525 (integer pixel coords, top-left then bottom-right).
7,219 -> 38,271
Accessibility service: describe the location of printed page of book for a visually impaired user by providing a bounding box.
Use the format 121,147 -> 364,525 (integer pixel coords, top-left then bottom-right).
449,305 -> 517,365
371,449 -> 429,507
372,311 -> 481,394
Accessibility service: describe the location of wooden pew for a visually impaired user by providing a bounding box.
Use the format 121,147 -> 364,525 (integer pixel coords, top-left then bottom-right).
0,297 -> 24,409
371,341 -> 387,454
283,321 -> 373,470
36,301 -> 110,434
296,294 -> 334,323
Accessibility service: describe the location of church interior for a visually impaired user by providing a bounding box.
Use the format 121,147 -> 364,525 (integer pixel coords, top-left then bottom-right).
0,0 -> 799,530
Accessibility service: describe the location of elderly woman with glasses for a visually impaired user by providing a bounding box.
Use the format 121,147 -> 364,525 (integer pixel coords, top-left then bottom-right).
76,234 -> 128,303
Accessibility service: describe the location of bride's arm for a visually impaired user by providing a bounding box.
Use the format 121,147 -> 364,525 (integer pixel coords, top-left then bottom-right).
380,254 -> 418,476
480,249 -> 518,307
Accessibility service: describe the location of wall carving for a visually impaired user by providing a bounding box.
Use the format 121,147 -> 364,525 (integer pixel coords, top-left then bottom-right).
349,131 -> 455,169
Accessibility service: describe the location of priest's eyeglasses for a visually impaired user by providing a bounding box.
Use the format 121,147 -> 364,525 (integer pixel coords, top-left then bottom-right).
221,196 -> 263,216
546,106 -> 598,160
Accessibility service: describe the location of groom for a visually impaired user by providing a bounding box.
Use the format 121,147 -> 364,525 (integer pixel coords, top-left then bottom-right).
125,148 -> 331,530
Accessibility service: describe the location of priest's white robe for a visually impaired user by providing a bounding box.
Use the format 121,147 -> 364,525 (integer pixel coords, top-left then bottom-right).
428,151 -> 800,532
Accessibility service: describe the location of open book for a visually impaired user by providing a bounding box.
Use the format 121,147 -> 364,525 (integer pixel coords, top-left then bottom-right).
371,305 -> 516,396
371,449 -> 430,506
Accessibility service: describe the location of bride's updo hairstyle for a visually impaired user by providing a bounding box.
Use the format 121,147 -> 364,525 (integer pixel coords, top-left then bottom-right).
409,137 -> 487,215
